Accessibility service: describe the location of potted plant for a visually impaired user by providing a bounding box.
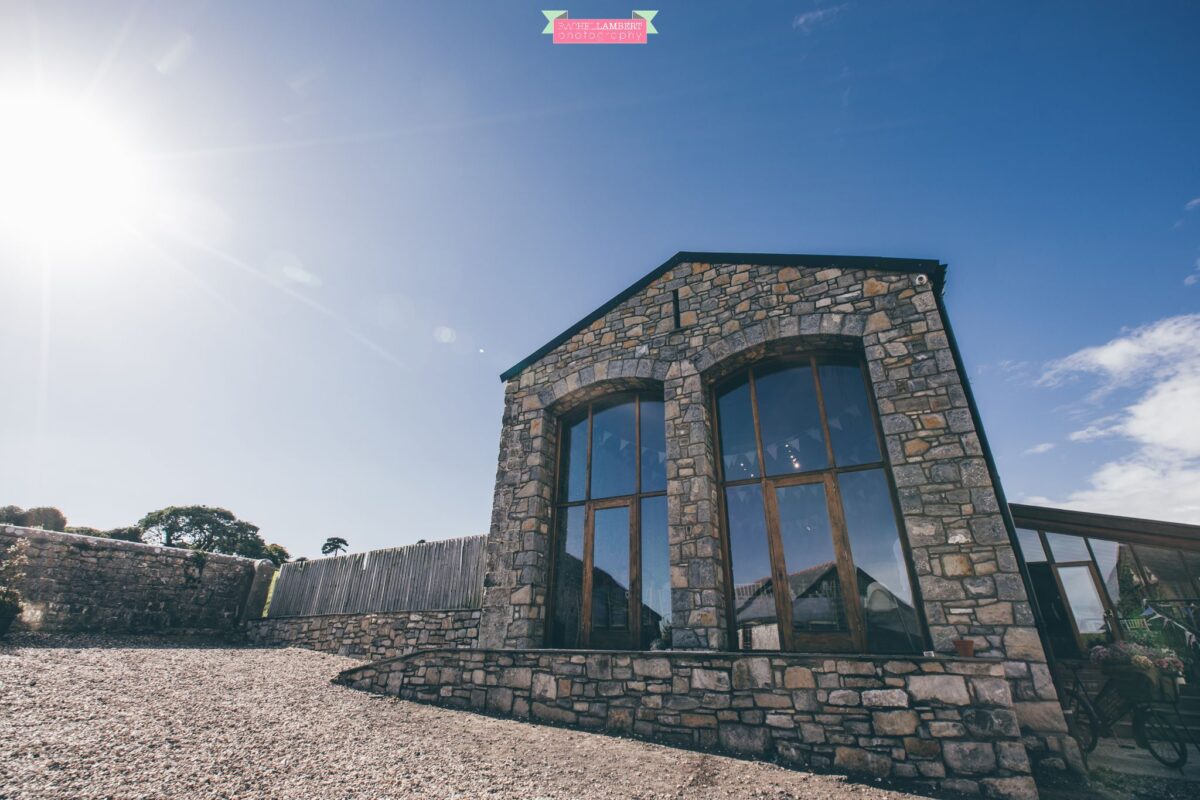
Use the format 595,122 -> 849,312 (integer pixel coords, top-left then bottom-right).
1090,641 -> 1180,703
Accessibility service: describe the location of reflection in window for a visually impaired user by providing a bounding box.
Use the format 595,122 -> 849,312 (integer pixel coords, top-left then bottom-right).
551,507 -> 584,648
839,469 -> 923,653
639,400 -> 667,493
1134,545 -> 1194,602
727,484 -> 777,650
776,483 -> 844,633
755,365 -> 828,476
639,496 -> 671,648
717,378 -> 759,480
591,506 -> 630,641
1059,565 -> 1108,645
1016,528 -> 1047,563
716,355 -> 923,655
560,417 -> 589,503
1046,532 -> 1090,563
552,393 -> 668,650
1087,538 -> 1143,615
590,401 -> 637,499
819,365 -> 882,467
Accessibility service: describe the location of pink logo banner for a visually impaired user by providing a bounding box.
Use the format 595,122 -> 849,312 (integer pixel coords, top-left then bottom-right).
542,11 -> 658,45
555,18 -> 646,44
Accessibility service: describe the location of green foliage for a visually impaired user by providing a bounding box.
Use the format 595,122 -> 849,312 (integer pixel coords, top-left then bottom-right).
320,536 -> 349,557
0,505 -> 68,531
66,525 -> 145,543
263,543 -> 291,567
138,505 -> 268,560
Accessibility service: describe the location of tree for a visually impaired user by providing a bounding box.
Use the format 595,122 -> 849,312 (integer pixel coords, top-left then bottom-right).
263,543 -> 291,567
321,536 -> 349,557
138,506 -> 267,559
0,506 -> 68,531
66,526 -> 144,543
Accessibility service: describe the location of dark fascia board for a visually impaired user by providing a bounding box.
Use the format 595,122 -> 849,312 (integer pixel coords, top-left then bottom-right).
1010,503 -> 1200,544
499,250 -> 947,382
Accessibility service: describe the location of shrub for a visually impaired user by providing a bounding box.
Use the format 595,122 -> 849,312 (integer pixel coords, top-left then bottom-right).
0,587 -> 20,637
0,539 -> 29,638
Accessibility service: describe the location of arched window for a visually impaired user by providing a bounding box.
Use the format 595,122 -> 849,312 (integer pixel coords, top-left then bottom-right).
550,392 -> 669,650
714,354 -> 924,654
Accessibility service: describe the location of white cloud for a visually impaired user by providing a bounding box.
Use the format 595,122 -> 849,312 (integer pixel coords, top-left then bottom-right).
1185,257 -> 1200,287
793,4 -> 849,32
1024,443 -> 1055,455
1034,314 -> 1200,524
1186,197 -> 1200,211
266,251 -> 322,288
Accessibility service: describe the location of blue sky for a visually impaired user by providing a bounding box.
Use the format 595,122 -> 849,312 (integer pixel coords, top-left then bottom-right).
1,1 -> 1198,556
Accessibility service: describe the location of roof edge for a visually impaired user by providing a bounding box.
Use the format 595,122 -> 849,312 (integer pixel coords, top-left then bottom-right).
499,251 -> 947,382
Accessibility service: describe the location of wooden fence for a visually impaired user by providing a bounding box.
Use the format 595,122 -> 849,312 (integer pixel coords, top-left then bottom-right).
265,535 -> 486,617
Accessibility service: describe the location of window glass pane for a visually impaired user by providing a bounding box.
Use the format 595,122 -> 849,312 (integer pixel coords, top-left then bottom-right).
1046,531 -> 1090,563
1015,528 -> 1047,563
1088,538 -> 1146,617
726,484 -> 777,650
560,416 -> 588,502
590,400 -> 637,499
717,377 -> 759,480
590,506 -> 631,642
755,364 -> 829,476
551,506 -> 584,647
639,496 -> 671,649
776,482 -> 846,635
819,364 -> 881,467
639,398 -> 667,493
1133,545 -> 1194,602
1058,565 -> 1109,646
838,469 -> 923,653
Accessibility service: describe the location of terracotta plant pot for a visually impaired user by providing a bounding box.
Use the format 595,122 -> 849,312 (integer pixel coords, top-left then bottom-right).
953,639 -> 976,658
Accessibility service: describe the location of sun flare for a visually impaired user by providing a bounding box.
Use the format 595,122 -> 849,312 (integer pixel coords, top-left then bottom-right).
0,87 -> 151,251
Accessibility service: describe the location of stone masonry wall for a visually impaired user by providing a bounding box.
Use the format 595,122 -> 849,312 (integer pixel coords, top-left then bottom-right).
246,609 -> 480,660
0,525 -> 272,635
479,256 -> 1077,768
338,648 -> 1043,800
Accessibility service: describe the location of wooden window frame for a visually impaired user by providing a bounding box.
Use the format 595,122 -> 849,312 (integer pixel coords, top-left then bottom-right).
711,352 -> 928,655
547,392 -> 667,649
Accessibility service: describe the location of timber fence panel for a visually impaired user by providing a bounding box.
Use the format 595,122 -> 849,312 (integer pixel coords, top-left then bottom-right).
265,535 -> 486,617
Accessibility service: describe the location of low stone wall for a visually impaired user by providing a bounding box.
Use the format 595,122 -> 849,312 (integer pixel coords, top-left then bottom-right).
1,525 -> 272,635
246,610 -> 480,660
337,648 -> 1043,799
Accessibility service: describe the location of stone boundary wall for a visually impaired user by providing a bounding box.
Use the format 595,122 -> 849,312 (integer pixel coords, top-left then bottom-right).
0,525 -> 272,635
246,609 -> 480,660
338,648 -> 1051,800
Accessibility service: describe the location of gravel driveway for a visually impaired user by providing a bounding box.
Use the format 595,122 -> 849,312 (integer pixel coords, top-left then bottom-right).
0,635 -> 931,800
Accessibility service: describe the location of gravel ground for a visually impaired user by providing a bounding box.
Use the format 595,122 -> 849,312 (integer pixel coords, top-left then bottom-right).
0,634 -> 937,800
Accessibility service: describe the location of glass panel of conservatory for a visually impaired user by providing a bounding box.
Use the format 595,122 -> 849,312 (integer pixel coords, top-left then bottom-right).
639,495 -> 671,649
1046,531 -> 1090,563
717,377 -> 759,480
839,469 -> 922,653
1087,538 -> 1145,617
1015,528 -> 1047,563
755,364 -> 828,476
639,398 -> 667,493
1133,545 -> 1194,602
726,484 -> 777,650
1058,565 -> 1108,645
551,506 -> 585,647
590,400 -> 637,499
775,482 -> 845,633
819,364 -> 881,467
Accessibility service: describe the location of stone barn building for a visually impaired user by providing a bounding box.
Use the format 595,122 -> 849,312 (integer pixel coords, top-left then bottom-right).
337,252 -> 1096,799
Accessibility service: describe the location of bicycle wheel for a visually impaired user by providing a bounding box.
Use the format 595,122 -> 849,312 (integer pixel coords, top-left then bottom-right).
1062,689 -> 1100,754
1133,706 -> 1188,769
